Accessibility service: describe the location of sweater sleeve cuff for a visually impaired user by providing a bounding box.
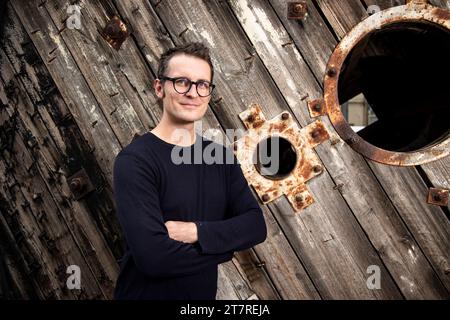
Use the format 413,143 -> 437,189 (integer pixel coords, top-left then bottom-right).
195,221 -> 213,254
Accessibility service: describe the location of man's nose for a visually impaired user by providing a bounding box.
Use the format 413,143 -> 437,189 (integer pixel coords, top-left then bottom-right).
185,83 -> 199,98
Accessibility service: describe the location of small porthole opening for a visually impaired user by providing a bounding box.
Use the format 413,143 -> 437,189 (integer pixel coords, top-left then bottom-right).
338,21 -> 450,152
253,136 -> 297,180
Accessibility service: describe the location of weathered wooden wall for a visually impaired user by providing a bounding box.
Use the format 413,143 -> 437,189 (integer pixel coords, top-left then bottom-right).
0,0 -> 448,299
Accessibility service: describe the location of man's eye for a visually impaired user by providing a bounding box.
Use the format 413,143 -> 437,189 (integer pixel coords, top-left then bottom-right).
175,78 -> 190,87
197,81 -> 210,89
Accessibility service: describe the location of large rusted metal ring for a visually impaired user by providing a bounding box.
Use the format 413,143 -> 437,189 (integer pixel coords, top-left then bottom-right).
323,3 -> 450,166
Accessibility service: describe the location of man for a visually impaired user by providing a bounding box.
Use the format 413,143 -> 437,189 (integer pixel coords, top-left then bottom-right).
112,42 -> 267,300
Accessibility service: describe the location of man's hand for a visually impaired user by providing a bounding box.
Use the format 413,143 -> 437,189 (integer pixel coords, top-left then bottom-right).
165,221 -> 198,244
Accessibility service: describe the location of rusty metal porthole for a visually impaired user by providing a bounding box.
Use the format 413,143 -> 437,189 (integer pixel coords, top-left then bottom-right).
323,2 -> 450,166
234,104 -> 330,212
253,136 -> 298,180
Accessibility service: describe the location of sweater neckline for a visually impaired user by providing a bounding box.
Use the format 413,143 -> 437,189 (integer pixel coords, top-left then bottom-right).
146,131 -> 202,149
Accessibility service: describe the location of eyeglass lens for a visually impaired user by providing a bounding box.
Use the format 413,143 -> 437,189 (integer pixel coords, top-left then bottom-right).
173,78 -> 212,97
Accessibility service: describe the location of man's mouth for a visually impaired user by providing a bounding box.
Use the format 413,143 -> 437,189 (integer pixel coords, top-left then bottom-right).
180,103 -> 200,109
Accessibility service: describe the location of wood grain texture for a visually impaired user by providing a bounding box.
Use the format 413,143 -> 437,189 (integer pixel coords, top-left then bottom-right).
315,0 -> 449,296
150,0 -> 404,299
1,0 -> 448,299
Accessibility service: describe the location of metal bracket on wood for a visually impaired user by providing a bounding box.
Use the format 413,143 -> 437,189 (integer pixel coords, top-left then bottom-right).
233,103 -> 330,213
67,168 -> 95,200
100,16 -> 130,50
287,1 -> 308,20
427,187 -> 449,207
307,98 -> 326,118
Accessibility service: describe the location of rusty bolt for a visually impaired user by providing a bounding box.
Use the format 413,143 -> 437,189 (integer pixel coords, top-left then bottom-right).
313,102 -> 322,112
247,114 -> 255,123
294,3 -> 305,13
327,68 -> 337,77
311,130 -> 320,140
100,16 -> 130,50
427,187 -> 449,206
287,1 -> 308,20
281,112 -> 290,120
313,165 -> 323,173
345,136 -> 358,145
69,177 -> 85,192
262,194 -> 270,202
295,194 -> 303,202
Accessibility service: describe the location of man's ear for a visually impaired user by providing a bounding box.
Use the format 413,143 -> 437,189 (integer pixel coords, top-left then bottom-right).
154,79 -> 164,99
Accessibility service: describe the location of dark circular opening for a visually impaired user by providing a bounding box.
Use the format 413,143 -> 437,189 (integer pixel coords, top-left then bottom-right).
253,136 -> 297,180
338,21 -> 450,152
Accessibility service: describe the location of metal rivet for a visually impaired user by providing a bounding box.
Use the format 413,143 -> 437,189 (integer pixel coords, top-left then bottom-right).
295,194 -> 303,202
287,1 -> 308,20
247,114 -> 255,123
427,187 -> 449,206
69,178 -> 84,192
262,194 -> 270,202
345,136 -> 358,145
311,130 -> 320,139
281,112 -> 290,120
313,165 -> 322,173
100,16 -> 130,50
327,68 -> 337,77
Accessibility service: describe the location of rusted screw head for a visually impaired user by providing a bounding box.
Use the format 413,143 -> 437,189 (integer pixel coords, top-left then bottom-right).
70,178 -> 84,192
313,102 -> 322,112
288,1 -> 308,20
262,194 -> 270,202
345,136 -> 358,145
281,112 -> 290,120
247,114 -> 255,123
433,194 -> 442,202
327,68 -> 337,77
294,3 -> 306,13
101,16 -> 129,50
311,130 -> 320,139
104,16 -> 127,39
313,165 -> 323,173
295,194 -> 303,202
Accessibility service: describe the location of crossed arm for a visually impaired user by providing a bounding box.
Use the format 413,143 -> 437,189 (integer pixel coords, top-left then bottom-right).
165,221 -> 198,244
164,152 -> 267,255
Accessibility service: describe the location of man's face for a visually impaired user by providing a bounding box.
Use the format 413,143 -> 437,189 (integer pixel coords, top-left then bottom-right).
154,54 -> 212,124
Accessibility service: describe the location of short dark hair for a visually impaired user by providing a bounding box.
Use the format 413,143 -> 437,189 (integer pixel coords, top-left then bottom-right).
157,42 -> 214,83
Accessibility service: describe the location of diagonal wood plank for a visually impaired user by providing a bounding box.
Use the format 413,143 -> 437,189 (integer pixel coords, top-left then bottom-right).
11,0 -> 123,186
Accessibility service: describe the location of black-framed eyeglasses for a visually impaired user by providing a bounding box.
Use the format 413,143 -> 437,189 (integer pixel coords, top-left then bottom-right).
159,76 -> 215,97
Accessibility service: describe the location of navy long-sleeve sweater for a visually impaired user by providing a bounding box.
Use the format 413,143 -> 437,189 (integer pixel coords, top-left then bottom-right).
112,131 -> 267,300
